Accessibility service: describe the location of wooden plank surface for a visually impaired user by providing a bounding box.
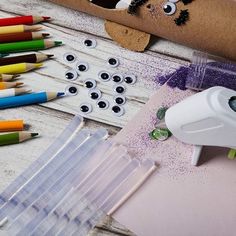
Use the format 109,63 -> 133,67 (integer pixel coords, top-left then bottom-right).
0,0 -> 192,235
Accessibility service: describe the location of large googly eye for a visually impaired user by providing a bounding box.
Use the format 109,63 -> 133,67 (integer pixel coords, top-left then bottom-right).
112,105 -> 125,117
65,69 -> 78,81
113,84 -> 126,94
79,103 -> 92,114
114,95 -> 126,105
97,99 -> 109,110
65,85 -> 79,96
88,89 -> 102,100
163,2 -> 176,15
84,79 -> 97,89
98,71 -> 111,82
83,38 -> 97,48
76,62 -> 89,72
63,52 -> 77,63
112,73 -> 124,84
107,57 -> 120,68
124,74 -> 137,85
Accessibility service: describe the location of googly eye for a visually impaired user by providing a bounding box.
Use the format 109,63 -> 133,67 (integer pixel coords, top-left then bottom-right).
124,74 -> 137,85
79,103 -> 92,114
114,95 -> 126,105
65,85 -> 79,96
113,84 -> 126,94
88,88 -> 102,100
76,62 -> 89,72
65,69 -> 78,81
112,73 -> 124,84
163,2 -> 176,15
98,71 -> 111,82
83,39 -> 97,48
169,0 -> 179,2
63,52 -> 77,63
107,57 -> 120,68
84,79 -> 96,89
97,99 -> 109,110
112,105 -> 125,117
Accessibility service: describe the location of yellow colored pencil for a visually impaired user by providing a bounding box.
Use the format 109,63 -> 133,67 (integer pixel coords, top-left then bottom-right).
0,25 -> 42,35
0,63 -> 43,74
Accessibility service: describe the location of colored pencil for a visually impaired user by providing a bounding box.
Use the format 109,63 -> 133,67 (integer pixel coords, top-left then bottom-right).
0,88 -> 31,98
0,132 -> 38,146
0,40 -> 62,53
0,82 -> 23,90
0,63 -> 43,74
0,74 -> 20,82
0,53 -> 54,66
0,25 -> 42,35
0,16 -> 51,26
0,92 -> 65,109
0,120 -> 24,132
0,32 -> 50,44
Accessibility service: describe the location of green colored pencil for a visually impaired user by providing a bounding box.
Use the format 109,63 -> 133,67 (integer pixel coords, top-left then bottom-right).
0,40 -> 62,53
0,132 -> 38,146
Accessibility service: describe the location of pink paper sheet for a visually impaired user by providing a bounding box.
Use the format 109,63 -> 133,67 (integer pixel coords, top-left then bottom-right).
113,85 -> 236,236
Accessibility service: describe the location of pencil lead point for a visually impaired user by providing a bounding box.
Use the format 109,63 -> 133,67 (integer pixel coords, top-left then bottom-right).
55,41 -> 63,46
13,74 -> 21,79
31,133 -> 39,137
42,33 -> 50,38
57,92 -> 65,97
16,82 -> 24,87
43,16 -> 51,21
47,54 -> 54,58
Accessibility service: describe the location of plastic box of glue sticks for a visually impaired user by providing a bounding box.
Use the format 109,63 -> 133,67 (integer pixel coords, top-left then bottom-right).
186,51 -> 236,91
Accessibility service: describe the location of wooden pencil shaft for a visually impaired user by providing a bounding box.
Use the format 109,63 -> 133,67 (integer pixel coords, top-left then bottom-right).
0,63 -> 42,74
0,16 -> 48,26
0,132 -> 36,145
0,25 -> 41,35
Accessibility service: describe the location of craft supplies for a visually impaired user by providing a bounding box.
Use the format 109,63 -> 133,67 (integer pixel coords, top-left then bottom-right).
83,38 -> 97,48
63,52 -> 77,63
0,40 -> 62,53
0,88 -> 31,98
65,69 -> 78,81
0,120 -> 24,132
97,99 -> 109,110
76,61 -> 89,73
0,132 -> 38,146
112,105 -> 125,116
89,89 -> 102,100
107,57 -> 119,68
0,63 -> 43,74
0,16 -> 50,27
0,74 -> 19,82
84,79 -> 96,89
0,82 -> 23,90
0,25 -> 41,35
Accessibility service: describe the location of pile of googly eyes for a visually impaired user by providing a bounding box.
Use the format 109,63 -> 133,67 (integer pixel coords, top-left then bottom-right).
63,38 -> 137,117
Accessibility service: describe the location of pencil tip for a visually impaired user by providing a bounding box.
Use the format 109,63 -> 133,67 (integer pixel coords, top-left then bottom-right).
43,16 -> 51,21
31,133 -> 39,137
13,74 -> 21,79
42,33 -> 50,38
55,41 -> 63,46
16,82 -> 24,86
47,54 -> 54,58
57,92 -> 65,97
35,63 -> 43,68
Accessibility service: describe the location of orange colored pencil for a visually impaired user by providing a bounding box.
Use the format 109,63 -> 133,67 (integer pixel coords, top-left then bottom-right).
0,120 -> 24,132
0,82 -> 23,90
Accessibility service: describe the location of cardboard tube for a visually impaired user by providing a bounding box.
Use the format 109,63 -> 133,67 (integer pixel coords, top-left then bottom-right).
50,0 -> 236,61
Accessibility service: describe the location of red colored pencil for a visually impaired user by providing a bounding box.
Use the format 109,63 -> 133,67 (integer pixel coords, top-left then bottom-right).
0,16 -> 51,26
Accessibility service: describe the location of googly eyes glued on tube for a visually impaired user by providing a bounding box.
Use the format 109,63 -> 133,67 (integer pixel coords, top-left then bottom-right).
98,71 -> 111,82
124,74 -> 137,85
112,73 -> 124,84
107,57 -> 120,68
89,88 -> 102,100
65,85 -> 79,96
113,84 -> 126,94
63,52 -> 77,63
112,105 -> 125,117
114,95 -> 126,105
80,103 -> 93,114
83,39 -> 97,48
163,2 -> 176,15
76,62 -> 89,72
84,79 -> 97,89
97,99 -> 109,110
65,69 -> 78,81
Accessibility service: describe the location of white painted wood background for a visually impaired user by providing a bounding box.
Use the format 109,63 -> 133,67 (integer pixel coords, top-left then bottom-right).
0,0 -> 194,235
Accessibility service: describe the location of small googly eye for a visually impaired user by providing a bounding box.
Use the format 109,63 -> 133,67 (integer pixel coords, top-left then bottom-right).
63,52 -> 77,63
113,84 -> 126,94
76,62 -> 89,72
107,57 -> 119,68
84,79 -> 96,89
124,74 -> 137,85
163,2 -> 176,15
80,103 -> 92,114
112,105 -> 125,117
97,99 -> 109,110
65,69 -> 78,81
114,95 -> 126,105
83,38 -> 97,48
112,73 -> 124,84
65,85 -> 79,96
88,88 -> 102,100
98,71 -> 111,82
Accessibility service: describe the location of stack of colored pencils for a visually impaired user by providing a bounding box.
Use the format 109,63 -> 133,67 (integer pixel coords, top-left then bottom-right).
0,119 -> 38,146
0,15 -> 64,109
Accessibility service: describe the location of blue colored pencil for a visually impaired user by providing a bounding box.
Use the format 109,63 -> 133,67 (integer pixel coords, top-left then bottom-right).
0,92 -> 65,109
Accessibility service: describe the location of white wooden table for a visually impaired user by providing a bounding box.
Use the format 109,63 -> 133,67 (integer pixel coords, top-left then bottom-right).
0,0 -> 194,234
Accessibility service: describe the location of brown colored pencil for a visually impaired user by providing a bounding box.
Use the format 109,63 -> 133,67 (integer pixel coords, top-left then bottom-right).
0,32 -> 50,44
0,74 -> 20,82
0,53 -> 54,66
